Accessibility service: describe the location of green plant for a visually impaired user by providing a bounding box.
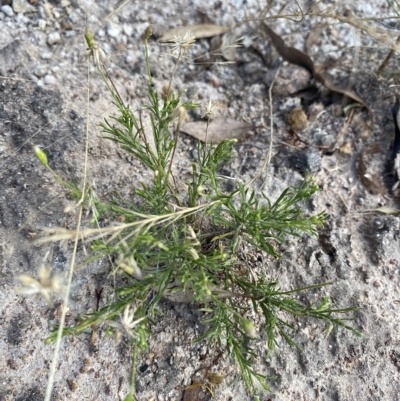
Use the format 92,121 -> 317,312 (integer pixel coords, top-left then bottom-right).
28,26 -> 360,399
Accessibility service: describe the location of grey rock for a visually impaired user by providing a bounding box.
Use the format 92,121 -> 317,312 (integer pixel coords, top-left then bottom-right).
33,64 -> 47,77
0,39 -> 22,76
288,148 -> 322,174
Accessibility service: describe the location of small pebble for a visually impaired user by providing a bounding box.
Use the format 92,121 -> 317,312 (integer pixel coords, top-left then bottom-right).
33,64 -> 47,77
68,11 -> 79,23
47,32 -> 61,45
41,50 -> 52,59
288,148 -> 322,174
1,5 -> 14,17
44,74 -> 56,85
38,19 -> 46,30
122,23 -> 133,37
107,21 -> 122,38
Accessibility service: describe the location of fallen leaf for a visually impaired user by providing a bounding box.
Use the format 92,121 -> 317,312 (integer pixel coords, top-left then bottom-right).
316,70 -> 369,113
158,24 -> 230,42
261,23 -> 371,118
358,145 -> 386,195
262,23 -> 314,75
181,118 -> 252,144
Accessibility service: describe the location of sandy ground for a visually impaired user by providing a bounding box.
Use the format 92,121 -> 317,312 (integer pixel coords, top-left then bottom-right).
0,0 -> 400,400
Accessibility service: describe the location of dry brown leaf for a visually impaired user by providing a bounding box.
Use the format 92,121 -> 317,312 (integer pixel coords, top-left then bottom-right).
316,70 -> 369,112
158,24 -> 230,42
358,145 -> 386,195
181,118 -> 252,144
261,23 -> 371,118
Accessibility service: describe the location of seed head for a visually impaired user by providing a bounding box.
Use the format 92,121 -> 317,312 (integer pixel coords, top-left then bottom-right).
17,265 -> 67,307
85,27 -> 107,71
171,106 -> 189,131
107,304 -> 145,344
34,146 -> 48,166
202,99 -> 221,120
166,31 -> 196,58
143,25 -> 153,41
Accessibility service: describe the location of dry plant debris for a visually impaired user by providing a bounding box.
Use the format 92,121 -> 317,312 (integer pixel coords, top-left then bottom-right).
181,118 -> 253,144
358,145 -> 387,195
261,23 -> 371,118
158,24 -> 231,42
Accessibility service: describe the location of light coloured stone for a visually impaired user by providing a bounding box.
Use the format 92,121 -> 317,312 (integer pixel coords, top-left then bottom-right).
12,0 -> 36,14
122,23 -> 133,37
107,21 -> 122,38
47,31 -> 61,45
33,65 -> 47,77
1,5 -> 14,17
38,19 -> 46,30
44,74 -> 57,85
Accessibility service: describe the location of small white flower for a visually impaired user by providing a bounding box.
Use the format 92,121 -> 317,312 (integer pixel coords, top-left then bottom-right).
107,305 -> 145,344
17,265 -> 66,307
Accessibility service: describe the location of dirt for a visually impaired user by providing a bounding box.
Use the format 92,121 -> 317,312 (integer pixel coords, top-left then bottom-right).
0,0 -> 399,400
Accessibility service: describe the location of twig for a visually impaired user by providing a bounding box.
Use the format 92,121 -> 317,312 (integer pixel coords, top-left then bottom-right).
246,66 -> 280,188
44,57 -> 92,401
329,108 -> 355,152
378,34 -> 400,74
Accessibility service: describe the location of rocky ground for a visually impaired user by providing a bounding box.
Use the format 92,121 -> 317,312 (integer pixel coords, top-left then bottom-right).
0,0 -> 400,400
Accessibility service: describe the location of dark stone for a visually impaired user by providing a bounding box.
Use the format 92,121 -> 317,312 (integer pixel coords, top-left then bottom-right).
139,363 -> 149,373
288,148 -> 322,174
